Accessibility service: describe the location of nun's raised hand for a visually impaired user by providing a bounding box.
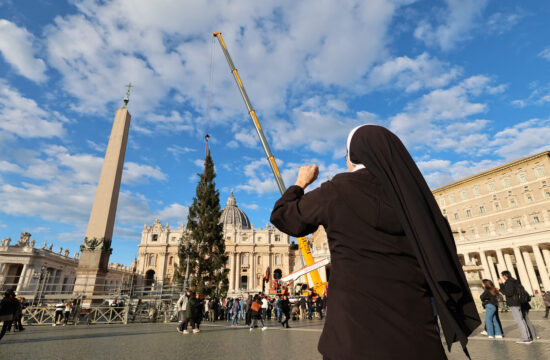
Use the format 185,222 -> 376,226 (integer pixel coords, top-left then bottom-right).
295,165 -> 319,189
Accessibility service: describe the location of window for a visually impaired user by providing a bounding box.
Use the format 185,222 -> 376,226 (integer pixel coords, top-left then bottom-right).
526,195 -> 533,202
484,226 -> 490,234
169,256 -> 173,265
274,235 -> 280,242
479,206 -> 486,214
461,191 -> 468,200
502,178 -> 511,187
449,195 -> 456,203
171,237 -> 176,242
474,187 -> 481,195
442,209 -> 447,215
242,255 -> 248,265
533,216 -> 540,223
487,183 -> 496,191
499,223 -> 505,231
510,199 -> 517,206
152,234 -> 158,242
515,220 -> 522,228
466,209 -> 472,218
275,255 -> 281,265
440,198 -> 446,206
257,256 -> 261,265
149,255 -> 155,266
545,191 -> 550,199
535,167 -> 546,177
454,213 -> 459,220
470,229 -> 475,235
494,203 -> 501,211
518,173 -> 528,182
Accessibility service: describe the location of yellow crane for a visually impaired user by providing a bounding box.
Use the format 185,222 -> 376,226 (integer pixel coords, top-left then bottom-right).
213,32 -> 326,296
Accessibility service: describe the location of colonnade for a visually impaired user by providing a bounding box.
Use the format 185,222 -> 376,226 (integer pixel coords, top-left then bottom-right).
460,243 -> 550,294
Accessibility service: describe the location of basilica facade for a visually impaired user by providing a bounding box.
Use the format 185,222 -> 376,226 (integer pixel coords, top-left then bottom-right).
136,192 -> 299,295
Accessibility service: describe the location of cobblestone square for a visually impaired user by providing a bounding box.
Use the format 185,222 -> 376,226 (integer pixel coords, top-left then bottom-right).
1,313 -> 549,359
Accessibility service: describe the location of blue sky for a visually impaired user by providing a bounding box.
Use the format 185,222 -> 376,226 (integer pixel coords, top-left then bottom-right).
0,0 -> 549,266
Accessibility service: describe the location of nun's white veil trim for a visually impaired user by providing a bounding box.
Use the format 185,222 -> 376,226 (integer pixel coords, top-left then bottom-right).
346,124 -> 370,171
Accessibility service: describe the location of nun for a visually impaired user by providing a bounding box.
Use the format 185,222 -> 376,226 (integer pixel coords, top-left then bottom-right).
270,125 -> 480,360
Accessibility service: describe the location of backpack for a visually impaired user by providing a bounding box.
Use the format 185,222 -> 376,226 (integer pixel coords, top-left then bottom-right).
251,301 -> 261,313
516,284 -> 530,304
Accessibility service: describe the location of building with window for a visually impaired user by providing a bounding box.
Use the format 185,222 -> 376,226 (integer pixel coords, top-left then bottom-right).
433,151 -> 550,294
136,192 -> 299,295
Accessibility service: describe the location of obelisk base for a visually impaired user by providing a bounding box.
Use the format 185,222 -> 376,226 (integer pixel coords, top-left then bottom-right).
73,249 -> 111,305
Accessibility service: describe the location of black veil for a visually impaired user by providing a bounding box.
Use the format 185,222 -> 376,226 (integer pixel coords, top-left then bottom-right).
348,125 -> 480,351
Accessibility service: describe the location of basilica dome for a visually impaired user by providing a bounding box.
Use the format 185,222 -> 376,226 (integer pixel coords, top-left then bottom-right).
220,191 -> 251,230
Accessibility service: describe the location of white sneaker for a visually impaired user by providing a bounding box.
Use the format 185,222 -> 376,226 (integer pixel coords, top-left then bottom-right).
249,328 -> 253,332
488,336 -> 494,339
480,330 -> 487,335
261,326 -> 267,331
182,330 -> 189,334
52,324 -> 56,327
495,335 -> 503,339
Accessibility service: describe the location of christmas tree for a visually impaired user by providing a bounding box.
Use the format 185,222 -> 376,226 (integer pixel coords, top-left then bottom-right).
175,151 -> 229,298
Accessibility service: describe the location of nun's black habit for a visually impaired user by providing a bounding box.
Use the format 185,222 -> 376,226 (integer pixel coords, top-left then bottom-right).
270,125 -> 480,360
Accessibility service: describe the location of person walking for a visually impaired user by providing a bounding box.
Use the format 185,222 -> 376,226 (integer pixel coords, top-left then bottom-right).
53,300 -> 65,326
275,297 -> 282,322
245,295 -> 252,326
249,295 -> 267,331
480,280 -> 503,339
0,290 -> 19,342
181,290 -> 199,334
261,295 -> 269,320
194,293 -> 204,332
542,291 -> 550,319
499,271 -> 538,344
176,290 -> 191,333
209,298 -> 217,322
231,297 -> 241,326
270,125 -> 479,359
63,301 -> 72,326
12,297 -> 25,332
315,295 -> 323,320
307,294 -> 314,320
280,295 -> 291,329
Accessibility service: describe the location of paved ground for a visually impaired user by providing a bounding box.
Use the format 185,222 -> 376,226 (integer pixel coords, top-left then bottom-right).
1,313 -> 549,359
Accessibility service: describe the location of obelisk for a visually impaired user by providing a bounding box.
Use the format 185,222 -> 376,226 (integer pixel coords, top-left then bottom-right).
74,85 -> 133,300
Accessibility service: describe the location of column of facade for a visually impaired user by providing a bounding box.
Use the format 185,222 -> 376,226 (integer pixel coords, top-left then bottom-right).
522,249 -> 541,294
234,253 -> 241,291
503,252 -> 517,279
486,254 -> 499,286
478,251 -> 491,280
229,253 -> 236,291
513,247 -> 534,295
532,245 -> 550,291
251,251 -> 256,290
542,248 -> 550,275
15,264 -> 29,293
496,249 -> 508,274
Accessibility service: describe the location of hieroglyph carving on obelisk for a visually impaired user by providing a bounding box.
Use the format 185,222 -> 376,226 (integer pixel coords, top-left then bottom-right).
74,86 -> 132,298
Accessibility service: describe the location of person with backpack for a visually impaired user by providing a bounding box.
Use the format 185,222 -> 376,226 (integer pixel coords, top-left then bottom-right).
249,295 -> 267,331
499,270 -> 538,344
231,296 -> 241,326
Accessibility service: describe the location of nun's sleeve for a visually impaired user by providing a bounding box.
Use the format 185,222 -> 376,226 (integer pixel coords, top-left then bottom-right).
270,184 -> 327,237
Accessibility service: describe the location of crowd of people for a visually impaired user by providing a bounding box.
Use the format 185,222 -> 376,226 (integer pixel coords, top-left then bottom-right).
0,289 -> 27,342
175,289 -> 327,334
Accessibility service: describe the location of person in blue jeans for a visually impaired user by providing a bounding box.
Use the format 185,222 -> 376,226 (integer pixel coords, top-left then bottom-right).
480,279 -> 503,339
231,297 -> 241,326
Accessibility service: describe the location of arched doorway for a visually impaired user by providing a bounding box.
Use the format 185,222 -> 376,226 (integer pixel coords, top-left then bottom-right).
273,269 -> 282,280
145,270 -> 155,287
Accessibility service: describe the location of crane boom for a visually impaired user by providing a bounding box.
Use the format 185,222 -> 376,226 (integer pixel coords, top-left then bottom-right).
213,32 -> 325,295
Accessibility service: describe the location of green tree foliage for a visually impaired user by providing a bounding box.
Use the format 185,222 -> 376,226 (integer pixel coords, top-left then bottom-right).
175,152 -> 229,298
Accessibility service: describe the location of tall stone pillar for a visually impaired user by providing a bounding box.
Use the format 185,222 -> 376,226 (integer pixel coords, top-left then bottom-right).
496,249 -> 507,275
513,247 -> 534,295
251,251 -> 256,290
479,251 -> 491,280
523,249 -> 540,294
503,252 -> 516,279
533,245 -> 550,291
229,252 -> 236,291
486,254 -> 499,286
74,101 -> 131,300
15,264 -> 28,293
234,254 -> 240,291
542,248 -> 550,275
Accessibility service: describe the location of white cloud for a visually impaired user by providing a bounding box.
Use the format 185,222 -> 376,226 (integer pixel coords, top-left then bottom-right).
155,203 -> 188,225
87,140 -> 106,153
0,81 -> 65,138
0,20 -> 47,82
486,11 -> 523,35
167,145 -> 195,160
489,118 -> 550,160
423,158 -> 501,189
123,162 -> 167,184
539,47 -> 550,61
414,0 -> 489,51
511,83 -> 550,107
366,53 -> 461,92
390,75 -> 502,151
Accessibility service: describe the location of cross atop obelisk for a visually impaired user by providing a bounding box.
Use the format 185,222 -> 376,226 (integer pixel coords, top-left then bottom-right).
74,87 -> 133,301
